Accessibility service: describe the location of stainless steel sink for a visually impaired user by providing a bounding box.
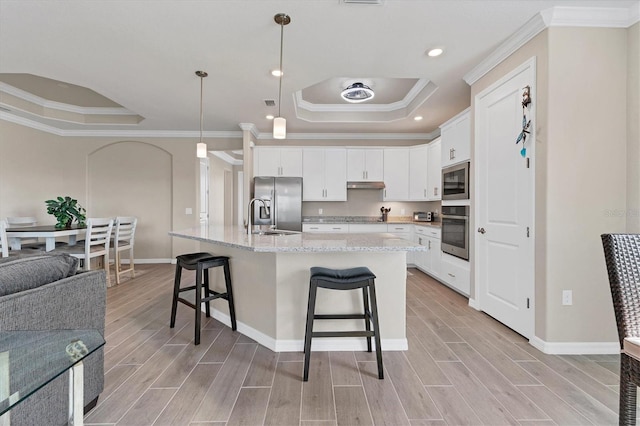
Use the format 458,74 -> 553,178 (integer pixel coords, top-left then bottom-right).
252,229 -> 301,236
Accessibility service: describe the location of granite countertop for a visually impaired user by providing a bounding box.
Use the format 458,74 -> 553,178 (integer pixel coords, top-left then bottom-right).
170,225 -> 426,253
303,216 -> 441,228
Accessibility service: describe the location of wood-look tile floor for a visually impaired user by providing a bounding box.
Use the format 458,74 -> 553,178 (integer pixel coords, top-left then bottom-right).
85,264 -> 622,426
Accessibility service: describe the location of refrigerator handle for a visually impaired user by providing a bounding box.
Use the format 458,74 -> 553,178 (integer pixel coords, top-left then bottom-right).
271,189 -> 277,229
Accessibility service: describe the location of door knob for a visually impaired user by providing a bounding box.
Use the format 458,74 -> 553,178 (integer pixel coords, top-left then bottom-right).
478,227 -> 486,234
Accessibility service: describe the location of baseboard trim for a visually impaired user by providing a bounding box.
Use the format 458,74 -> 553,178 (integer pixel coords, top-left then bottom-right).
209,308 -> 408,352
529,336 -> 620,355
468,298 -> 480,310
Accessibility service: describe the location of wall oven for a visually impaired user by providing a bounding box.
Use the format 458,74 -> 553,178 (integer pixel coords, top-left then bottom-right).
442,162 -> 470,200
441,205 -> 469,260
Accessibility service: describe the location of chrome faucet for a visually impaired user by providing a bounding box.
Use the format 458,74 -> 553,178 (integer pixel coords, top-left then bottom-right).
247,198 -> 270,235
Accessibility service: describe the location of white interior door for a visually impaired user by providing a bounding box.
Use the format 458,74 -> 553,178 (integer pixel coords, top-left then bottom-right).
475,58 -> 535,338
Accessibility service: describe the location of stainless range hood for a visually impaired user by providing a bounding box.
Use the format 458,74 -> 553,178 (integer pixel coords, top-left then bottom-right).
346,181 -> 386,190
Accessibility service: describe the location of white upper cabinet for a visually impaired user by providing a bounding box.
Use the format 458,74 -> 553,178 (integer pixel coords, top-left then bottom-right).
347,149 -> 384,181
254,147 -> 302,177
427,138 -> 442,200
409,145 -> 429,201
302,148 -> 347,201
383,148 -> 409,201
440,108 -> 471,168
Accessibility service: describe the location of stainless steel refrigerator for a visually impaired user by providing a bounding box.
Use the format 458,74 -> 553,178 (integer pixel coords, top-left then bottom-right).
253,177 -> 303,232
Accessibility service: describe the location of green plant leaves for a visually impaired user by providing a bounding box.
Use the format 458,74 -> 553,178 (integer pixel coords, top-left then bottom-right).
45,196 -> 87,228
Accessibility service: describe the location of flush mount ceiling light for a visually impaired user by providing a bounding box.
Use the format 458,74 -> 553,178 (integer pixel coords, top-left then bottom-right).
271,70 -> 283,77
427,48 -> 444,57
273,13 -> 291,140
195,70 -> 208,158
414,116 -> 423,121
341,82 -> 375,103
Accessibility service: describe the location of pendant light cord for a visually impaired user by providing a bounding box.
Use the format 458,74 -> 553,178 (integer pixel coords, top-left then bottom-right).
199,74 -> 204,143
277,19 -> 284,118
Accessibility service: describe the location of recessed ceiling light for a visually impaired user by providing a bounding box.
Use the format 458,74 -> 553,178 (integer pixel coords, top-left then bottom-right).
271,69 -> 283,77
414,116 -> 423,121
427,48 -> 443,57
266,114 -> 275,120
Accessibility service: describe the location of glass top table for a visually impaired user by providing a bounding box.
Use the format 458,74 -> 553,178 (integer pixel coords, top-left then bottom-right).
0,329 -> 105,423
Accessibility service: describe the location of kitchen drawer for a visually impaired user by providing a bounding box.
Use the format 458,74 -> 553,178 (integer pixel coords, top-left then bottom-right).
349,224 -> 388,233
440,252 -> 470,296
302,223 -> 348,233
387,224 -> 411,233
414,225 -> 441,239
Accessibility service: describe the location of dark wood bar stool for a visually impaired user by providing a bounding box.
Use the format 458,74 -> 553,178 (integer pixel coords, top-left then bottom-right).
303,266 -> 383,381
170,252 -> 237,345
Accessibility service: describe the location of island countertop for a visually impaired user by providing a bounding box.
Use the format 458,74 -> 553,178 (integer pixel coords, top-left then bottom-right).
169,225 -> 426,253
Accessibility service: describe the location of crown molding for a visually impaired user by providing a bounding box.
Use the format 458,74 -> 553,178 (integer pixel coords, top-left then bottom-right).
0,82 -> 137,116
238,122 -> 259,139
464,5 -> 639,85
211,150 -> 243,166
295,79 -> 431,113
1,113 -> 437,141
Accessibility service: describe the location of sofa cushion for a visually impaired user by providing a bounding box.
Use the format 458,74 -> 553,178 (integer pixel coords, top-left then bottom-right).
0,253 -> 79,296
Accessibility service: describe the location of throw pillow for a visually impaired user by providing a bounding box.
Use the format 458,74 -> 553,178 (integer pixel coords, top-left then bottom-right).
0,253 -> 80,296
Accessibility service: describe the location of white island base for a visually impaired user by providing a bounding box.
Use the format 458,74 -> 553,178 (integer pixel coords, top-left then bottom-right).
202,245 -> 407,352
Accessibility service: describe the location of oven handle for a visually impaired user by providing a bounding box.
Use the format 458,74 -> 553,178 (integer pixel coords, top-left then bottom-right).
441,215 -> 468,220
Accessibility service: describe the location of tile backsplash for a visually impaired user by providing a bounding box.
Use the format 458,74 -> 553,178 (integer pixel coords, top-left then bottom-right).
302,189 -> 441,218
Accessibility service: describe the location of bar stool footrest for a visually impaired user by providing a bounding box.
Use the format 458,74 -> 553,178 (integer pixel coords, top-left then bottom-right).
312,331 -> 375,338
314,313 -> 368,320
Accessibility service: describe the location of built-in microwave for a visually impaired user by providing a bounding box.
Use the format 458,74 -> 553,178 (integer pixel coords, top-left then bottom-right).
442,162 -> 470,200
441,205 -> 469,260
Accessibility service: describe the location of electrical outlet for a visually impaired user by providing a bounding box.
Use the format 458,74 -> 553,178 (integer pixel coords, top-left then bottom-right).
318,208 -> 323,215
562,290 -> 572,306
400,208 -> 405,215
185,208 -> 193,215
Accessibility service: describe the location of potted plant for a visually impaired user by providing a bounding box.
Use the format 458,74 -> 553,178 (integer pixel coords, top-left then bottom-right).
45,196 -> 87,228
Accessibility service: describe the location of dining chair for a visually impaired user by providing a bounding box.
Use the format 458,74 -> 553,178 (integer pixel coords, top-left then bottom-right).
6,216 -> 40,248
0,219 -> 9,257
54,218 -> 114,285
601,233 -> 640,425
112,216 -> 137,284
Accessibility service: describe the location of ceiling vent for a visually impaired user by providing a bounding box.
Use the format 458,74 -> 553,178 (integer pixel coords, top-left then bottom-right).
342,0 -> 384,4
264,99 -> 276,107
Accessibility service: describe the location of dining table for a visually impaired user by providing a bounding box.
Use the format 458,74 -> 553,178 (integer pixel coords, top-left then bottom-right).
6,225 -> 86,252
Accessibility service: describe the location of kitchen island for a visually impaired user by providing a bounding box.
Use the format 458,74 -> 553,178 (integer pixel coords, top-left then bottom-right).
169,225 -> 425,352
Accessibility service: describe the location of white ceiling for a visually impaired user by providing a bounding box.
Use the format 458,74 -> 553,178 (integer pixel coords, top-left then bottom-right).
0,0 -> 637,140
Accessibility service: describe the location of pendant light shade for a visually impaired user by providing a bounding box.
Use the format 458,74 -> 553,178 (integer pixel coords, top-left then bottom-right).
273,13 -> 290,139
195,70 -> 208,158
196,142 -> 207,158
273,117 -> 286,139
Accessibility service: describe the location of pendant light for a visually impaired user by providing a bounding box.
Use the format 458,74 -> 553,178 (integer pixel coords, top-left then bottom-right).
273,13 -> 290,140
196,70 -> 208,158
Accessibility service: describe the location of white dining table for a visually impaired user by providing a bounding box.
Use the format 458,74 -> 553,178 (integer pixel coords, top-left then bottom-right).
6,225 -> 86,252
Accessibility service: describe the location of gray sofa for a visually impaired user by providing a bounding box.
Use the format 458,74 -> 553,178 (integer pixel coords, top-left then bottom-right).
0,253 -> 106,426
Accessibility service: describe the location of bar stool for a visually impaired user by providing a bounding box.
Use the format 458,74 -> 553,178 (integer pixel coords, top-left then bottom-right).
170,252 -> 237,345
303,266 -> 383,381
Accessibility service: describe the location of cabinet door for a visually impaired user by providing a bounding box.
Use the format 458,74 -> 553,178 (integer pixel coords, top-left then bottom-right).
383,149 -> 410,201
441,110 -> 471,168
409,145 -> 428,200
347,149 -> 366,181
302,149 -> 325,201
414,234 -> 428,271
255,148 -> 281,176
427,139 -> 441,200
365,149 -> 384,181
426,236 -> 441,278
323,149 -> 347,201
279,148 -> 303,177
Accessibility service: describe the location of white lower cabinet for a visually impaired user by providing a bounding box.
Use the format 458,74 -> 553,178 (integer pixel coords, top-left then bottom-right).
440,252 -> 470,296
302,224 -> 348,233
414,225 -> 441,279
386,224 -> 413,265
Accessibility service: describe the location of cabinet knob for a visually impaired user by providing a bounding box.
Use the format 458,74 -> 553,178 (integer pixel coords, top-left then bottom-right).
478,227 -> 486,234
